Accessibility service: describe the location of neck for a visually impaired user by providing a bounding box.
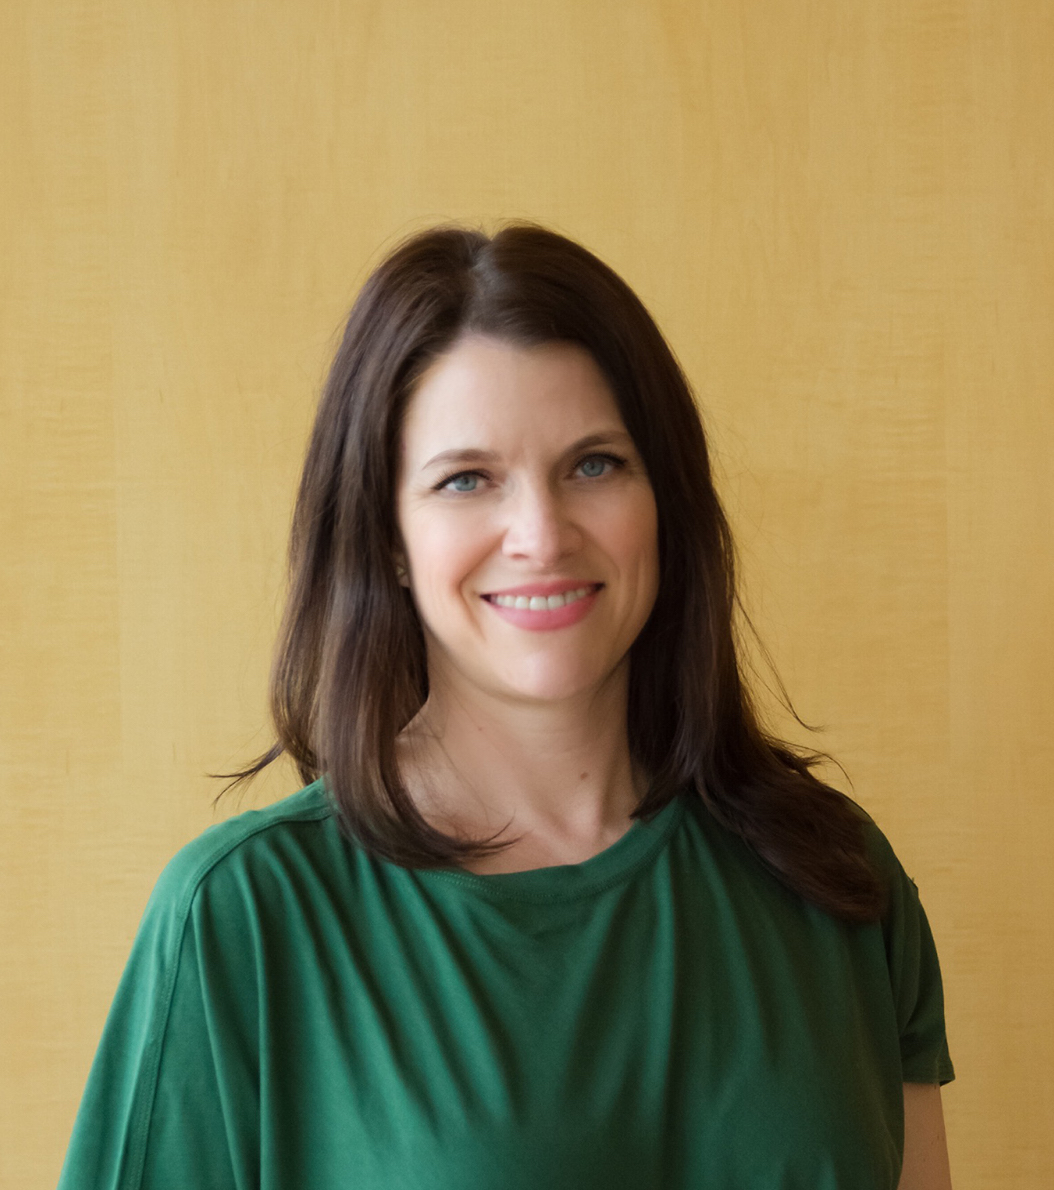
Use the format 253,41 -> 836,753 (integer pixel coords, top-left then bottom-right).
396,663 -> 645,849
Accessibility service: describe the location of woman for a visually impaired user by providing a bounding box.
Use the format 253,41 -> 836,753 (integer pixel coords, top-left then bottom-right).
58,224 -> 954,1188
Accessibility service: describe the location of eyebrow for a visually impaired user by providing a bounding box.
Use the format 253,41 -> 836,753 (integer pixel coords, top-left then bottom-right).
421,431 -> 635,472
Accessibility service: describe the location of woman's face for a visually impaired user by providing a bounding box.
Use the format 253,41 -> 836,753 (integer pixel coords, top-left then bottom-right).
395,334 -> 660,708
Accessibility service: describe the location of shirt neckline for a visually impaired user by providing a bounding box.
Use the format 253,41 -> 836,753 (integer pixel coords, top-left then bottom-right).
415,792 -> 686,903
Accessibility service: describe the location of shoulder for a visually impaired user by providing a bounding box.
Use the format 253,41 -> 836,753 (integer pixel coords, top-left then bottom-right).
55,782 -> 343,1188
847,807 -> 956,1085
846,802 -> 924,911
142,778 -> 339,933
850,802 -> 903,870
680,787 -> 907,897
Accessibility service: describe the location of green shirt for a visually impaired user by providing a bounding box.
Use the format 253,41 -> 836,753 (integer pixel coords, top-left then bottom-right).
58,780 -> 953,1189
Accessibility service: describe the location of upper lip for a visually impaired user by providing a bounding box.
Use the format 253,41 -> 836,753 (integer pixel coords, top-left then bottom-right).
482,581 -> 603,598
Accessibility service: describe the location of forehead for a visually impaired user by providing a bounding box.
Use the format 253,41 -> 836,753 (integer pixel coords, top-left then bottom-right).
399,336 -> 625,457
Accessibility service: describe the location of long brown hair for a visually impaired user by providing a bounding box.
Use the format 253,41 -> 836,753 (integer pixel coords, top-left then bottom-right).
214,221 -> 885,923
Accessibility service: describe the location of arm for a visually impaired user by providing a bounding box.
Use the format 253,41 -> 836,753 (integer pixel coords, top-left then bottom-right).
58,851 -> 253,1190
898,1083 -> 953,1190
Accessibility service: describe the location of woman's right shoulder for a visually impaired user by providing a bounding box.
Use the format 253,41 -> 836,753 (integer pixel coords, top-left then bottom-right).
144,777 -> 340,928
56,780 -> 348,1190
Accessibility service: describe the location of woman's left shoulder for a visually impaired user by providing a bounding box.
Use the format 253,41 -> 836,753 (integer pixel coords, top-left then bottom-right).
842,800 -> 924,902
847,805 -> 956,1081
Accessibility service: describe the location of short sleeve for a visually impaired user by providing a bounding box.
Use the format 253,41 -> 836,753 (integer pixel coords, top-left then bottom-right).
866,824 -> 956,1086
57,837 -> 259,1190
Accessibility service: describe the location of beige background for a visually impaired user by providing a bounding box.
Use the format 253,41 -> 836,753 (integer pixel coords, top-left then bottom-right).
2,1 -> 1052,1186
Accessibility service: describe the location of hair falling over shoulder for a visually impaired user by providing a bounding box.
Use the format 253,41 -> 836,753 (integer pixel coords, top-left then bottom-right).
211,222 -> 886,924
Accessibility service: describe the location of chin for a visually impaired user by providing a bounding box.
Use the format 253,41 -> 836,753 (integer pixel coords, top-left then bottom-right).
492,661 -> 613,704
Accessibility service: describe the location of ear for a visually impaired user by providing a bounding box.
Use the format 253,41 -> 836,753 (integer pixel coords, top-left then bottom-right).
394,554 -> 410,588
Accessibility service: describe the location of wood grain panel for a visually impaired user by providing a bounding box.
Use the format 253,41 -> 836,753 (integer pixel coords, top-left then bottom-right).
2,1 -> 1050,1185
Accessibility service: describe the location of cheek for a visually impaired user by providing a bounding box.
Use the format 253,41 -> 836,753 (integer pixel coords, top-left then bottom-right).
598,491 -> 659,566
406,512 -> 491,594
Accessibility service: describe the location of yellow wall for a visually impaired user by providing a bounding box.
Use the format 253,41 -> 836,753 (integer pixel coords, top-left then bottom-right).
2,1 -> 1051,1185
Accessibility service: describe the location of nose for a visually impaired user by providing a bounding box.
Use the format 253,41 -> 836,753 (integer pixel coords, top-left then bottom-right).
500,480 -> 583,566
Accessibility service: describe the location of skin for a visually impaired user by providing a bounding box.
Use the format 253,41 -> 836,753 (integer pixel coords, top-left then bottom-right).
393,333 -> 660,869
900,1084 -> 954,1189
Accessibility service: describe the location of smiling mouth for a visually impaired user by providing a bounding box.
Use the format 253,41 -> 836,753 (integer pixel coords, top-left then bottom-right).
482,583 -> 603,610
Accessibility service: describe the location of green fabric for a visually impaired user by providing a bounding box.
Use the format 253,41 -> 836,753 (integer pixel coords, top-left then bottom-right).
58,779 -> 953,1190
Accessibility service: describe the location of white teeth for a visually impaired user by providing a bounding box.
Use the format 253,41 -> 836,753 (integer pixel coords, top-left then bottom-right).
491,586 -> 595,610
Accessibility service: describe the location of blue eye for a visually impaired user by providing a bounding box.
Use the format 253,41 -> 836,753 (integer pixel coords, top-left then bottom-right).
440,472 -> 481,493
577,453 -> 627,479
579,456 -> 609,478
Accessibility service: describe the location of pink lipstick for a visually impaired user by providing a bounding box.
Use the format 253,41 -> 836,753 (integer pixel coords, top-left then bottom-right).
481,583 -> 603,632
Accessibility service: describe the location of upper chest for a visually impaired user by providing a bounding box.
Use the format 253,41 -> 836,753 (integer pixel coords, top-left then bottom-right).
237,838 -> 903,1190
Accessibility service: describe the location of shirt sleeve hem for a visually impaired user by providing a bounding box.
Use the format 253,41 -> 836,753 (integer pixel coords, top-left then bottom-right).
901,1054 -> 956,1086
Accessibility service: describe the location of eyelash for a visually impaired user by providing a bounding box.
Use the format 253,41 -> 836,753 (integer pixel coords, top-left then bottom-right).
433,452 -> 628,494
